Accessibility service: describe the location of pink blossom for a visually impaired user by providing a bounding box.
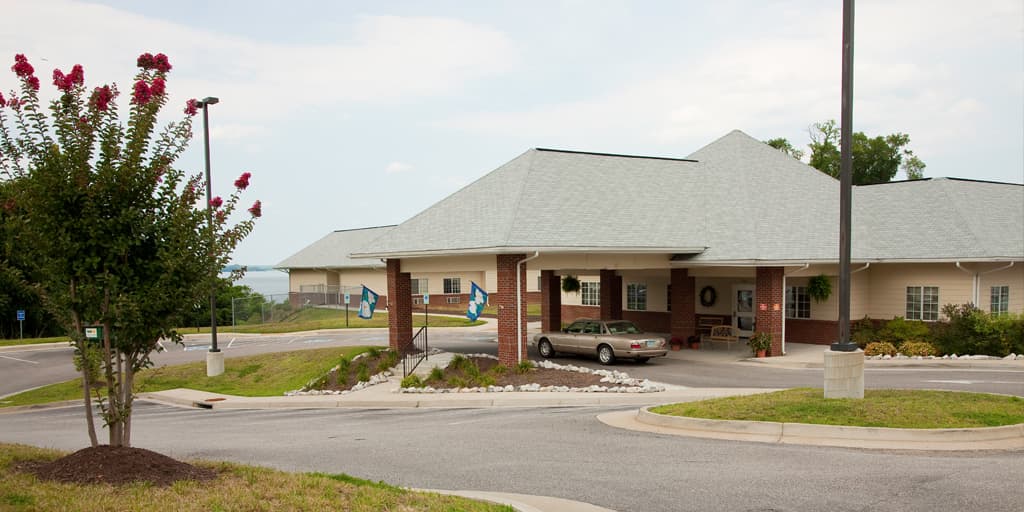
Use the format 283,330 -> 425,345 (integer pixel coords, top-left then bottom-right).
248,200 -> 262,218
132,80 -> 151,105
11,54 -> 33,77
68,64 -> 84,86
0,92 -> 5,106
234,172 -> 251,190
215,210 -> 226,223
91,85 -> 114,111
26,75 -> 39,91
136,53 -> 154,69
153,53 -> 172,73
209,196 -> 223,209
184,98 -> 198,116
7,96 -> 20,110
53,69 -> 71,91
149,77 -> 165,97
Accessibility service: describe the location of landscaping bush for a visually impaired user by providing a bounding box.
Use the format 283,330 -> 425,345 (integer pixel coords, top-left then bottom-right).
878,317 -> 933,346
898,341 -> 938,357
851,316 -> 878,348
933,304 -> 1024,357
400,374 -> 422,388
428,366 -> 445,382
864,342 -> 897,357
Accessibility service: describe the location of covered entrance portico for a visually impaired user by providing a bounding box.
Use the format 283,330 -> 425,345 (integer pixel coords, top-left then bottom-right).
383,253 -> 791,361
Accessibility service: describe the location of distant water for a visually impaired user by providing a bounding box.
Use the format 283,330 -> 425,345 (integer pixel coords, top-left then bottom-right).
223,269 -> 289,298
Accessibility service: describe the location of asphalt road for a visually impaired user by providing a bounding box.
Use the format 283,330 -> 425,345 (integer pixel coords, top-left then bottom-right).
1,403 -> 1021,512
3,327 -> 1021,398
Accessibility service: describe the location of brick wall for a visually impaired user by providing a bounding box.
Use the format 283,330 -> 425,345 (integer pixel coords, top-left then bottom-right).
600,270 -> 623,320
496,254 -> 527,366
541,270 -> 561,332
670,268 -> 696,341
622,310 -> 671,333
755,266 -> 784,356
786,319 -> 840,345
386,259 -> 412,353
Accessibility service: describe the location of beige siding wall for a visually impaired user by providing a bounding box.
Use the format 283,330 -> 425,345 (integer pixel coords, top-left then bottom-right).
976,263 -> 1024,313
336,269 -> 387,292
288,269 -> 328,292
694,277 -> 755,316
865,263 -> 975,320
621,270 -> 671,312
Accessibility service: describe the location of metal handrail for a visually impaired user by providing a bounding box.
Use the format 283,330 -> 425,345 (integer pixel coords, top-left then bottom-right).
402,326 -> 428,377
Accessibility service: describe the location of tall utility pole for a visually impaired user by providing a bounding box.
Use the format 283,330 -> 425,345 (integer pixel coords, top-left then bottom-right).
832,0 -> 857,353
198,96 -> 224,377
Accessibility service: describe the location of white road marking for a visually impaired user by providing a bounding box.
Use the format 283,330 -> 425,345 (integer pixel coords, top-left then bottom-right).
0,354 -> 39,364
287,337 -> 298,344
925,379 -> 1023,385
227,337 -> 237,348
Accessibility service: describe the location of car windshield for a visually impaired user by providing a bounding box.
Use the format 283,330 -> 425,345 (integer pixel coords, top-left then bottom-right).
605,321 -> 641,334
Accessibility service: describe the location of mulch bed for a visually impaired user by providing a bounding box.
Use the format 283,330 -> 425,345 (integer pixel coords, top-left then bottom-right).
16,445 -> 216,487
436,357 -> 606,388
317,353 -> 394,392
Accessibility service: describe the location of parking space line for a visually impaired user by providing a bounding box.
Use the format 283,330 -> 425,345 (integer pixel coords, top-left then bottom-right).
227,337 -> 237,349
0,354 -> 39,364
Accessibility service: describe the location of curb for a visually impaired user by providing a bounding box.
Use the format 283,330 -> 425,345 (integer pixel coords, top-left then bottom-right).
625,407 -> 1024,451
425,489 -> 617,512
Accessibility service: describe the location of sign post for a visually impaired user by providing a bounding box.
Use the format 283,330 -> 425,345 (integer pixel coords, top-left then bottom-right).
344,293 -> 351,327
16,310 -> 25,340
422,294 -> 430,328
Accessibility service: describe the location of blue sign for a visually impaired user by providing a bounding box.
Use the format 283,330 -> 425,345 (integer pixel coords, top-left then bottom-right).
422,294 -> 430,305
16,310 -> 25,321
344,293 -> 351,304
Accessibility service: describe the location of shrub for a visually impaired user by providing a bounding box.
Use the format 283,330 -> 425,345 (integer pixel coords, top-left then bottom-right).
366,347 -> 382,359
934,304 -> 1024,356
448,376 -> 468,388
899,341 -> 938,357
448,354 -> 468,369
478,374 -> 497,387
492,364 -> 508,375
851,316 -> 878,348
356,362 -> 370,383
516,360 -> 534,374
864,342 -> 897,357
337,357 -> 351,378
399,374 -> 422,388
428,366 -> 445,382
879,317 -> 933,345
379,350 -> 399,370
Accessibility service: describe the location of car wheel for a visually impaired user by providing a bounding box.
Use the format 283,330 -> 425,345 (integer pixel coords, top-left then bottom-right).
636,357 -> 650,364
597,344 -> 615,365
538,339 -> 555,358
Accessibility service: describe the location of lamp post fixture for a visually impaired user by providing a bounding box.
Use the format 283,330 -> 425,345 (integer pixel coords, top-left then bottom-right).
197,96 -> 224,377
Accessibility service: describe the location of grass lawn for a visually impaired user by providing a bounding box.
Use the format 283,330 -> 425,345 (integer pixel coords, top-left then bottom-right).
650,388 -> 1024,429
0,443 -> 512,512
0,336 -> 69,347
0,346 -> 374,408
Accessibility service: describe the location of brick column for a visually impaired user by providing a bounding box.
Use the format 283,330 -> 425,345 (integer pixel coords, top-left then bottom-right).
496,254 -> 528,366
540,270 -> 561,332
670,268 -> 696,341
386,259 -> 413,353
600,269 -> 623,320
755,266 -> 784,356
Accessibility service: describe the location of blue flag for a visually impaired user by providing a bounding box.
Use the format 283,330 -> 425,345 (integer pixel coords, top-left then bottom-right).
466,282 -> 488,321
358,285 -> 379,319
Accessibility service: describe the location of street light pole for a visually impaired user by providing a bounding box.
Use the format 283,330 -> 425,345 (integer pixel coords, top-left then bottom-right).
198,96 -> 224,377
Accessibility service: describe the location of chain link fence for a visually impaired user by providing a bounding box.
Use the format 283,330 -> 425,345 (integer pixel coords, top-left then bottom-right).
230,285 -> 364,326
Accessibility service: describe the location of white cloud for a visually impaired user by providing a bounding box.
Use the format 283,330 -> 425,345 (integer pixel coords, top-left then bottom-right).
385,161 -> 414,174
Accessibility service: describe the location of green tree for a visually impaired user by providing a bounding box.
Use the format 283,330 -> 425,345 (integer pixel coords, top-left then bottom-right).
805,120 -> 926,185
188,280 -> 267,328
0,52 -> 261,447
764,137 -> 804,160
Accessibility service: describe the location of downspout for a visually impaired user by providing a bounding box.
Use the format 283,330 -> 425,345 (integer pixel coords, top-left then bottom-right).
782,263 -> 811,355
516,251 -> 541,364
955,262 -> 978,305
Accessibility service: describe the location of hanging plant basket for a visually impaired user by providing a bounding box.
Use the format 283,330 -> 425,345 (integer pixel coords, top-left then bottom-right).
561,275 -> 581,294
807,274 -> 832,303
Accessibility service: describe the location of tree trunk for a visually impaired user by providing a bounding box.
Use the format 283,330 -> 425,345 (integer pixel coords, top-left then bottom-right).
123,359 -> 134,447
69,281 -> 98,448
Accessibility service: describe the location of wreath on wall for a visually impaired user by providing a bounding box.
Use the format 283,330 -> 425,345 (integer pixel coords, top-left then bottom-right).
699,286 -> 717,307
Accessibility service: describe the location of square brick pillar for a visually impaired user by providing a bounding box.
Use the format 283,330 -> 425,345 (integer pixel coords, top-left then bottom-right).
670,268 -> 696,341
755,266 -> 785,356
496,254 -> 528,366
386,259 -> 413,353
600,269 -> 623,320
541,270 -> 561,332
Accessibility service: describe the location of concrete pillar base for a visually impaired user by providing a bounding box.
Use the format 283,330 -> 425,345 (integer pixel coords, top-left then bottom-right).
823,349 -> 864,399
206,350 -> 225,377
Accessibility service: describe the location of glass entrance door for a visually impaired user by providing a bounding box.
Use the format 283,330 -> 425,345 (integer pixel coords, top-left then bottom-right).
732,284 -> 755,337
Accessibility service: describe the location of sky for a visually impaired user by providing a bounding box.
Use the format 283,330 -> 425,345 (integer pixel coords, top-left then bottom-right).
2,0 -> 1021,266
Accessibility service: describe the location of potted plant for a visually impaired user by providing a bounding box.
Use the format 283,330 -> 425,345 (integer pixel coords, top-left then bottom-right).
561,275 -> 581,294
748,331 -> 772,357
807,274 -> 832,303
687,335 -> 700,350
669,336 -> 684,350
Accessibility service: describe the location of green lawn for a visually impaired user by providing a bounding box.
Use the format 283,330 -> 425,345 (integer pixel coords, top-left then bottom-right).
650,388 -> 1024,429
0,336 -> 69,347
0,443 -> 512,512
179,309 -> 483,335
0,346 -> 374,408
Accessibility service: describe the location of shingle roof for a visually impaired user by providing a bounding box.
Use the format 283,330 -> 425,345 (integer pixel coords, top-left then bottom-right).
275,226 -> 395,269
346,130 -> 1024,264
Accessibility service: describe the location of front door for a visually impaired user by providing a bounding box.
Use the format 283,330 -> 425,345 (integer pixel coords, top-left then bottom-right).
732,284 -> 755,337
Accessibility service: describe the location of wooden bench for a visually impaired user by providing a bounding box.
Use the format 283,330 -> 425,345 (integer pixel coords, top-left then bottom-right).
707,325 -> 739,350
697,317 -> 723,346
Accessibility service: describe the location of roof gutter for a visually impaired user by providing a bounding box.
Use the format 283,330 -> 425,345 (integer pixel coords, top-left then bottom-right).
516,251 -> 541,364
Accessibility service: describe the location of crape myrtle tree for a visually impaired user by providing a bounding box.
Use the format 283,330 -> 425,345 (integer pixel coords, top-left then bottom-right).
0,52 -> 262,447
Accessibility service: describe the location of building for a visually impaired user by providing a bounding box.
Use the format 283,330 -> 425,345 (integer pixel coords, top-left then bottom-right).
279,130 -> 1024,362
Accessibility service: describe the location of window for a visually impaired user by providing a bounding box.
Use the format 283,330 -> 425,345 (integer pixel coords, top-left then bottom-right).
566,321 -> 586,334
581,281 -> 600,306
991,286 -> 1009,315
627,283 -> 647,310
446,296 -> 461,304
443,277 -> 461,294
410,278 -> 428,295
786,286 -> 810,319
906,286 -> 939,321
